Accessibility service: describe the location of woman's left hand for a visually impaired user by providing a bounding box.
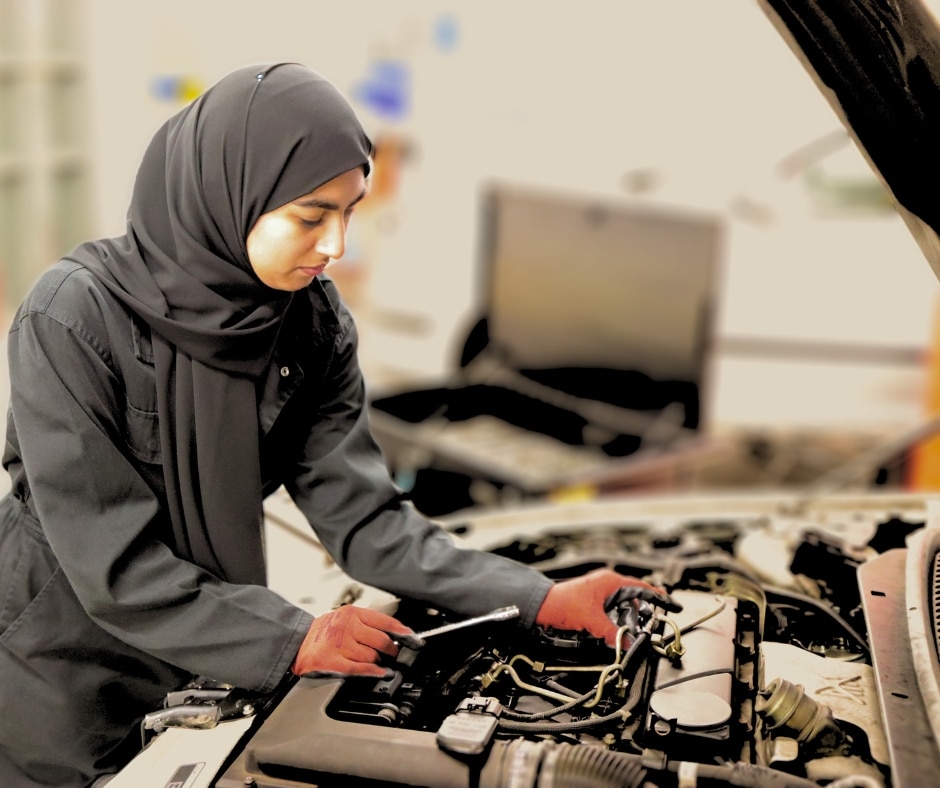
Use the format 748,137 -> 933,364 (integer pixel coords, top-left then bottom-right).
534,568 -> 677,648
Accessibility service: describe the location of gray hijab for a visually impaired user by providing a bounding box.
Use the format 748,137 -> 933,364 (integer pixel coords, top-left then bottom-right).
70,63 -> 372,585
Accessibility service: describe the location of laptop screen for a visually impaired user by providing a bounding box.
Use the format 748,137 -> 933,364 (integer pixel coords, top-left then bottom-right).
480,184 -> 724,387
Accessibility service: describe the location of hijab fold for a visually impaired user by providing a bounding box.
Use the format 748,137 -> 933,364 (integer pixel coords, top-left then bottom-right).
69,63 -> 372,585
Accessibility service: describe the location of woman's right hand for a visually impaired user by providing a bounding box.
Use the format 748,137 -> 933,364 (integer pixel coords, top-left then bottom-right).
291,606 -> 415,677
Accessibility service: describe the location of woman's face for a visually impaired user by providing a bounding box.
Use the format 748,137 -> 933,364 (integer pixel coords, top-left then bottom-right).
246,166 -> 369,291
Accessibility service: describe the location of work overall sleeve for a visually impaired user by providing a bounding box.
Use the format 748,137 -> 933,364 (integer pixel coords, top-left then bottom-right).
284,306 -> 553,629
8,274 -> 310,693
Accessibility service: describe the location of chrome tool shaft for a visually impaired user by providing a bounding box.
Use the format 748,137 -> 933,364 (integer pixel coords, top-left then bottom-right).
415,606 -> 520,640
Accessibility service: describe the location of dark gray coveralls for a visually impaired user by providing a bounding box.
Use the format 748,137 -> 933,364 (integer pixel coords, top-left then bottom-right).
0,261 -> 552,787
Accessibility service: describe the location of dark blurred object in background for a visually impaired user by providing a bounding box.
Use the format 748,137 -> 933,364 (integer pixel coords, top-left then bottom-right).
370,182 -> 725,515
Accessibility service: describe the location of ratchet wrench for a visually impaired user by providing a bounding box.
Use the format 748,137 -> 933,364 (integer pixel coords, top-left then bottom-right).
414,605 -> 520,640
393,605 -> 520,654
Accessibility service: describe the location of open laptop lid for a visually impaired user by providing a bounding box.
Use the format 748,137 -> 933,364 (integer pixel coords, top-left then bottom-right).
759,0 -> 940,282
475,183 -> 724,429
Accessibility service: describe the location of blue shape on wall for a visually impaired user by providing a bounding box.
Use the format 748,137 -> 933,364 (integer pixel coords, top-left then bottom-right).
434,13 -> 459,52
354,60 -> 410,121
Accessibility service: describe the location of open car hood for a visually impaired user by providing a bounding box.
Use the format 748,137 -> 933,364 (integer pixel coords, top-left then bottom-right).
759,0 -> 940,281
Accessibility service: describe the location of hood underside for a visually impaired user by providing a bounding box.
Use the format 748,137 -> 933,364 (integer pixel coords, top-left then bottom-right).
760,0 -> 940,281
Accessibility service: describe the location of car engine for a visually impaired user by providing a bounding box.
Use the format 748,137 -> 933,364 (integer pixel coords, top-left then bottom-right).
216,497 -> 934,787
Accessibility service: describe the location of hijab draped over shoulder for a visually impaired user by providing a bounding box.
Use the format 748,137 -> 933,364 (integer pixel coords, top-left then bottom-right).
69,63 -> 372,585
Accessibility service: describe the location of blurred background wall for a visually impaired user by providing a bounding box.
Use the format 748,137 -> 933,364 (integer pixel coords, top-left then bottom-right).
3,0 -> 940,457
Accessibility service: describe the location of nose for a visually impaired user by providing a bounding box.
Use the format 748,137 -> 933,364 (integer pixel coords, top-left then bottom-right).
315,215 -> 346,260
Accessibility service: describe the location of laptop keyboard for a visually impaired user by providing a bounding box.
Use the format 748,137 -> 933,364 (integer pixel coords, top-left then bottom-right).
422,416 -> 616,490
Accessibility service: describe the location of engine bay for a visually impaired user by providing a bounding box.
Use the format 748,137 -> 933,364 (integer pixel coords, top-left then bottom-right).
215,497 -> 935,787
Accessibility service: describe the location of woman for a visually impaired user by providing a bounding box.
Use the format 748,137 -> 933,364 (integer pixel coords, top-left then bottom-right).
0,62 -> 665,787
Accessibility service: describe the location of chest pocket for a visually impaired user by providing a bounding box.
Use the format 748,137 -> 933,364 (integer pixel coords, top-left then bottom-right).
123,317 -> 162,465
125,400 -> 161,464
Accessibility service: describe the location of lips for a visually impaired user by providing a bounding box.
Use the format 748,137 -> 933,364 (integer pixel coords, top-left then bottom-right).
299,265 -> 327,277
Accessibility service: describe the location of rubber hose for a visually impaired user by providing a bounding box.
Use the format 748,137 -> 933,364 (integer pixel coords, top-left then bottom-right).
544,678 -> 585,698
677,760 -> 821,787
540,744 -> 648,788
497,706 -> 626,733
500,685 -> 598,721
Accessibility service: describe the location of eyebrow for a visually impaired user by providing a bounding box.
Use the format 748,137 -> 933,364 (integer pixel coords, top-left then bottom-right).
293,189 -> 368,211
